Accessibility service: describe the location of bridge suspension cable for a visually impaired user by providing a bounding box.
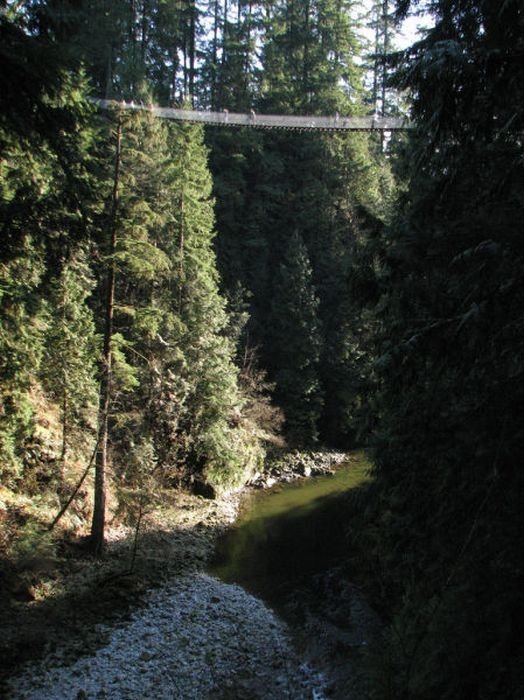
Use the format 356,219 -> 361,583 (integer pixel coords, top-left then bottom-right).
91,99 -> 411,133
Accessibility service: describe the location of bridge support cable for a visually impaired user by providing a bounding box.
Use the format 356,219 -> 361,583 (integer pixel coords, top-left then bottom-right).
90,99 -> 411,133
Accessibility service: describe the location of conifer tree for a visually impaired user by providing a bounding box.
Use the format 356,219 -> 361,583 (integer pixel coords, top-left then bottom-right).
200,0 -> 263,110
41,249 -> 99,471
87,105 -> 262,546
90,105 -> 172,553
0,243 -> 46,484
153,119 -> 263,490
267,232 -> 323,443
367,0 -> 396,116
1,10 -> 98,486
206,1 -> 393,446
362,2 -> 524,696
260,0 -> 363,114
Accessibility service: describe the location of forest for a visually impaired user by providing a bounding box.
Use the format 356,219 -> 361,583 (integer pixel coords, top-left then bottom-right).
1,1 -> 523,698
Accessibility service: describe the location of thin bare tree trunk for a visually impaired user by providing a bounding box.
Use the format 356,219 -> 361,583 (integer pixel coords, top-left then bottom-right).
90,114 -> 122,556
303,0 -> 311,110
381,0 -> 389,117
189,2 -> 196,106
61,375 -> 68,468
60,293 -> 68,475
178,190 -> 185,312
211,0 -> 220,108
141,0 -> 148,66
372,1 -> 380,113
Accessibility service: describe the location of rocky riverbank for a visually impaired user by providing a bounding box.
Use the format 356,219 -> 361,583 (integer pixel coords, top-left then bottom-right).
0,487 -> 244,693
7,573 -> 328,699
2,450 -> 378,699
248,450 -> 347,489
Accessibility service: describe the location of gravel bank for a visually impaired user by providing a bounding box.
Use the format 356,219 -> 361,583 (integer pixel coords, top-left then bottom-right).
4,452 -> 372,699
7,572 -> 326,700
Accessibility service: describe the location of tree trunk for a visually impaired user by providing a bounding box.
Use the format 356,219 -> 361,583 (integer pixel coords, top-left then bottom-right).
211,0 -> 220,108
104,45 -> 113,99
189,2 -> 196,106
303,0 -> 311,110
178,189 -> 185,312
60,293 -> 68,475
372,1 -> 380,113
222,0 -> 229,65
60,373 -> 68,470
381,0 -> 389,117
244,1 -> 253,75
141,0 -> 148,66
90,114 -> 122,556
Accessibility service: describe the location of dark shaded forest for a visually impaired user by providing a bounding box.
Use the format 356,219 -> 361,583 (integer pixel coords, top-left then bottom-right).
1,1 -> 523,698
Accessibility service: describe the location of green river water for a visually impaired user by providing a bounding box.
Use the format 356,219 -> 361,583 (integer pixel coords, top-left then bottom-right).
209,453 -> 372,605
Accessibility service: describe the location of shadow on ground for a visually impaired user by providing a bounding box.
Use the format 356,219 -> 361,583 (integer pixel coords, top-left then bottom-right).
0,492 -> 232,693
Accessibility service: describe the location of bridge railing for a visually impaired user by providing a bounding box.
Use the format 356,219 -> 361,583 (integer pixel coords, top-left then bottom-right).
91,99 -> 411,131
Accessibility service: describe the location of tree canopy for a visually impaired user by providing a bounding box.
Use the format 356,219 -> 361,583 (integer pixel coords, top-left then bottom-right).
1,2 -> 523,697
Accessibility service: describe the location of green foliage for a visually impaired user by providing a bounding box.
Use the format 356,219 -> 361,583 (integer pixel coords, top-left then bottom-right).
267,232 -> 323,444
111,333 -> 140,394
1,0 -> 393,550
4,14 -> 523,700
161,120 -> 265,488
11,518 -> 55,563
0,228 -> 45,483
93,109 -> 264,493
41,249 -> 99,460
208,119 -> 395,445
359,2 -> 524,698
113,437 -> 159,531
0,9 -> 100,486
201,419 -> 263,493
260,0 -> 364,114
201,1 -> 396,447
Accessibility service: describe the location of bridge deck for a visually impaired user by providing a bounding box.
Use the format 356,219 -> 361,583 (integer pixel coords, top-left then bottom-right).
92,99 -> 411,132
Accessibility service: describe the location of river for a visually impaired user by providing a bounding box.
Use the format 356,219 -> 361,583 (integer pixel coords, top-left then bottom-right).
210,452 -> 371,602
209,452 -> 381,699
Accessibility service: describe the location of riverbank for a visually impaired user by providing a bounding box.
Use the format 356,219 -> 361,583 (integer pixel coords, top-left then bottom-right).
2,450 -> 376,699
249,449 -> 348,489
1,487 -> 244,692
7,572 -> 327,699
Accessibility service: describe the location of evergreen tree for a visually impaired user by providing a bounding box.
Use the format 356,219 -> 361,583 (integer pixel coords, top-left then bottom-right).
361,1 -> 524,697
267,232 -> 323,443
200,0 -> 263,110
260,0 -> 363,114
151,119 -> 264,490
89,105 -> 173,553
0,242 -> 46,485
0,9 -> 98,487
41,249 -> 99,471
366,0 -> 397,116
206,0 -> 395,446
85,105 -> 263,549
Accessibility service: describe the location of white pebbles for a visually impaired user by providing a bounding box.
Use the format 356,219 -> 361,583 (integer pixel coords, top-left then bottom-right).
7,573 -> 327,700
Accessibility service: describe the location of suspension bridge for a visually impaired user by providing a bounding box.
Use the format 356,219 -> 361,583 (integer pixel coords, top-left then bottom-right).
92,98 -> 411,133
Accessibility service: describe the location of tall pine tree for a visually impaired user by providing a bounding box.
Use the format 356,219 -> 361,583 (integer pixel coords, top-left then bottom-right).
267,232 -> 323,443
361,1 -> 524,696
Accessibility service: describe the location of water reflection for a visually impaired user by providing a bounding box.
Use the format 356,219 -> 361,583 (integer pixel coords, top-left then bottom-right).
209,455 -> 371,603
